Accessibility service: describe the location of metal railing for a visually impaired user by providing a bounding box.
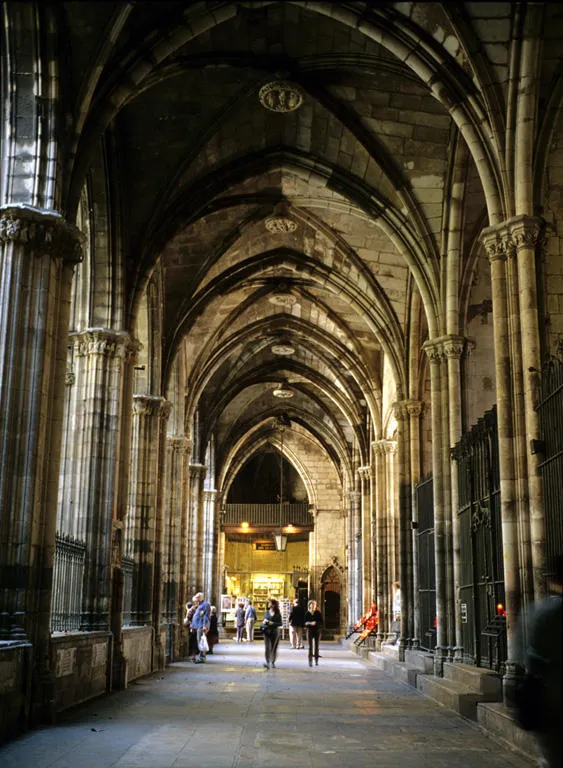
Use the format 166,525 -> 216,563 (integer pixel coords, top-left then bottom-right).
122,555 -> 135,626
222,502 -> 311,526
50,532 -> 86,632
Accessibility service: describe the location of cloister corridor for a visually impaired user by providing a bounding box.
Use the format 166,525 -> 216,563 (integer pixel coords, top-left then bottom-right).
0,641 -> 531,768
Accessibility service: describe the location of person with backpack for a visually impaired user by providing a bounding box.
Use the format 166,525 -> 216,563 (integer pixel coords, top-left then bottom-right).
245,599 -> 257,643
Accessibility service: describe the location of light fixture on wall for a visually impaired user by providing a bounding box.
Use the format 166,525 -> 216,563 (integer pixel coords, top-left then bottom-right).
274,418 -> 288,552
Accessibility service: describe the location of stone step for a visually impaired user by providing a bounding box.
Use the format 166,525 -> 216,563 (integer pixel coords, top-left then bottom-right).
477,703 -> 541,763
416,674 -> 482,720
404,649 -> 434,674
443,662 -> 502,699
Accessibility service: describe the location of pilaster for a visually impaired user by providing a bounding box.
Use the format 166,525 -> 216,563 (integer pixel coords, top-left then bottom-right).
187,464 -> 207,597
405,401 -> 423,648
422,338 -> 448,673
0,206 -> 83,722
125,395 -> 168,628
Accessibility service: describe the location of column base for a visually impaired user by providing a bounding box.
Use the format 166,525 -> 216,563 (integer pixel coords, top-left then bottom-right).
502,661 -> 524,704
453,645 -> 464,662
433,646 -> 447,676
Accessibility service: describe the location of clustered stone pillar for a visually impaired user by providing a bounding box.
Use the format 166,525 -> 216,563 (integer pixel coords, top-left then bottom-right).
423,339 -> 448,674
125,395 -> 168,627
202,489 -> 217,603
406,401 -> 423,647
0,207 -> 83,717
187,464 -> 207,598
68,330 -> 133,633
374,441 -> 387,649
162,436 -> 190,660
481,217 -> 546,697
347,488 -> 362,626
358,466 -> 373,611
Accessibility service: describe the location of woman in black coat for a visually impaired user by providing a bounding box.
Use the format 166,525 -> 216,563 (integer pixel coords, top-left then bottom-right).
261,598 -> 282,669
304,599 -> 323,666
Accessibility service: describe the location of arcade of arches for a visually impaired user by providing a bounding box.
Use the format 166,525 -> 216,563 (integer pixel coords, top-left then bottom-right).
1,0 -> 563,744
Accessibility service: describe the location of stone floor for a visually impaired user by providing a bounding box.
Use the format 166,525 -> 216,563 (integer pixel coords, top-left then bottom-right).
0,641 -> 534,768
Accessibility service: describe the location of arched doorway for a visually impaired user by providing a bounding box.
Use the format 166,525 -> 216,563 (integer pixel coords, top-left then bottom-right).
321,566 -> 341,630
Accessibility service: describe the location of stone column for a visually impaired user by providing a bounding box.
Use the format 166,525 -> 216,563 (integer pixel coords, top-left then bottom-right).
422,339 -> 448,674
187,464 -> 206,597
0,207 -> 82,719
65,329 -> 133,633
349,489 -> 362,625
443,336 -> 465,661
393,402 -> 411,661
481,226 -> 521,692
374,441 -> 387,648
406,401 -> 423,647
162,436 -> 190,661
358,466 -> 374,609
152,401 -> 172,671
385,440 -> 398,643
125,395 -> 167,627
202,489 -> 217,603
509,216 -> 546,599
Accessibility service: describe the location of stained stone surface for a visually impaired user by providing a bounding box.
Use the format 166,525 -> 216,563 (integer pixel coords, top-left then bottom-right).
0,642 -> 531,768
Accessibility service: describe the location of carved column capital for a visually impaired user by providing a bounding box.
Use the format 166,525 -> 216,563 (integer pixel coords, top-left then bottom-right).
507,215 -> 547,252
0,205 -> 85,264
392,401 -> 409,421
443,335 -> 466,360
159,400 -> 173,422
71,328 -> 131,359
132,394 -> 167,417
480,223 -> 514,263
189,463 -> 207,479
167,436 -> 192,455
422,338 -> 445,363
405,400 -> 423,418
357,465 -> 372,480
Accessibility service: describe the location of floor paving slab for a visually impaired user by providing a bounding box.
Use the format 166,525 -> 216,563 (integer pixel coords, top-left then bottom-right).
0,641 -> 535,768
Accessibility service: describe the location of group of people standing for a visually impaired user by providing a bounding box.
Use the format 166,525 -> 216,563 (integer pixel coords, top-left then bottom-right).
234,599 -> 257,643
262,598 -> 323,669
184,592 -> 324,671
184,591 -> 218,663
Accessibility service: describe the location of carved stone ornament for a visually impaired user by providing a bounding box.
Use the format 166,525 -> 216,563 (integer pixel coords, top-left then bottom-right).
329,555 -> 345,574
259,81 -> 303,113
265,214 -> 298,233
168,436 -> 192,455
422,338 -> 445,363
443,336 -> 466,360
71,328 -> 131,359
405,400 -> 423,418
65,370 -> 76,387
132,394 -> 166,417
0,205 -> 84,263
508,215 -> 547,253
480,224 -> 513,263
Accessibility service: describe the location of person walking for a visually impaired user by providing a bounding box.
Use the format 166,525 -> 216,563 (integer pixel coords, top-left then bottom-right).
185,597 -> 199,662
288,598 -> 305,649
514,555 -> 563,768
191,591 -> 210,663
207,605 -> 219,654
245,600 -> 257,643
235,601 -> 246,643
261,598 -> 282,669
304,599 -> 323,666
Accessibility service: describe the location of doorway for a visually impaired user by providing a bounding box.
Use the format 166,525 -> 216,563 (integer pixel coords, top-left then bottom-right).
321,566 -> 341,629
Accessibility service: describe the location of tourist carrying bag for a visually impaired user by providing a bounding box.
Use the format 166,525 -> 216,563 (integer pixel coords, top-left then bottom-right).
198,633 -> 209,653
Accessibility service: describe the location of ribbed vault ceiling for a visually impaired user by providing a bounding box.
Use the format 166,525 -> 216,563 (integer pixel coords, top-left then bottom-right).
63,1 -> 496,494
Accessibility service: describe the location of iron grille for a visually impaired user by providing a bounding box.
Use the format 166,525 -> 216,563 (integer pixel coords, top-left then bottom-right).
536,356 -> 563,576
415,475 -> 436,651
50,532 -> 86,632
122,555 -> 135,626
453,407 -> 506,672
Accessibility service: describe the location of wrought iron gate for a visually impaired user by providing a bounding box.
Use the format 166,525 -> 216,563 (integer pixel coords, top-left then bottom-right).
537,357 -> 563,576
453,407 -> 506,672
415,475 -> 436,651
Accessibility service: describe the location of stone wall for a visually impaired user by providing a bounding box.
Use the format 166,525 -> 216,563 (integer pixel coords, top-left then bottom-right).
122,626 -> 153,684
50,633 -> 110,713
0,643 -> 31,743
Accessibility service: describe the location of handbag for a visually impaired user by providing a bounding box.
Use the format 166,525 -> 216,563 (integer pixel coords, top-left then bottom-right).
198,633 -> 209,653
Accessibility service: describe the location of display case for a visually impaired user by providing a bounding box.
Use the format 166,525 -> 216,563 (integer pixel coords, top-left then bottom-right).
252,579 -> 284,616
